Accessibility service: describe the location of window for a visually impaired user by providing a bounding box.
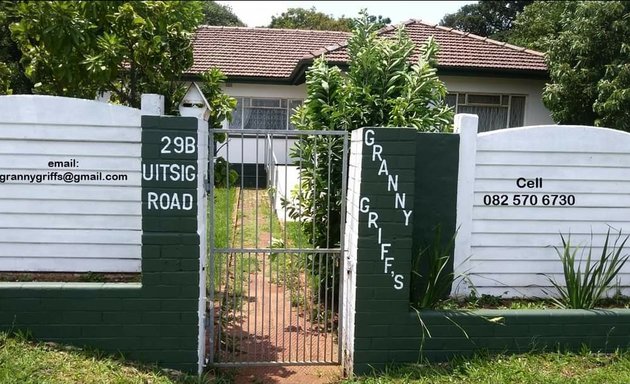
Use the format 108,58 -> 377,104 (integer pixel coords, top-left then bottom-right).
228,97 -> 303,130
446,93 -> 526,132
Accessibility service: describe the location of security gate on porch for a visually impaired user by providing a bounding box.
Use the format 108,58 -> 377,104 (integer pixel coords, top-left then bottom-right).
207,129 -> 348,366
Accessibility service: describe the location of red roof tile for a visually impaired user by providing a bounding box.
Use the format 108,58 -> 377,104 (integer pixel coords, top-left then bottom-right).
190,26 -> 350,79
190,21 -> 547,82
315,20 -> 546,72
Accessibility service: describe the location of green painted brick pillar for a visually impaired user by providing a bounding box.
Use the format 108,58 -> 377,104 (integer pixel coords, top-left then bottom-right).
343,128 -> 418,375
343,127 -> 460,376
141,115 -> 207,374
0,115 -> 206,375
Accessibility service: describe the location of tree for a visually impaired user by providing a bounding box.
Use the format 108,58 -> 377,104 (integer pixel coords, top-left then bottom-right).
0,1 -> 32,95
269,7 -> 390,31
201,1 -> 244,26
509,1 -> 577,51
284,12 -> 453,300
542,1 -> 630,131
9,1 -> 203,109
440,0 -> 532,41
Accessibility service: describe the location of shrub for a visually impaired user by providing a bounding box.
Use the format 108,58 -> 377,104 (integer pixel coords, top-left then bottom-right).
284,11 -> 454,303
546,228 -> 630,309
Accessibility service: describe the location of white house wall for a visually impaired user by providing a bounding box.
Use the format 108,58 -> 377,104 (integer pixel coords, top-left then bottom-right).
221,76 -> 553,129
441,75 -> 553,126
0,95 -> 142,272
221,82 -> 307,99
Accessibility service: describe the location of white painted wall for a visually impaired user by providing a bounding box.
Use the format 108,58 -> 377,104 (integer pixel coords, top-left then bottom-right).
216,136 -> 298,164
218,78 -> 552,164
221,82 -> 307,99
341,129 -> 363,373
196,117 -> 209,375
455,118 -> 630,297
0,95 -> 142,272
441,75 -> 553,127
222,77 -> 553,129
271,165 -> 300,222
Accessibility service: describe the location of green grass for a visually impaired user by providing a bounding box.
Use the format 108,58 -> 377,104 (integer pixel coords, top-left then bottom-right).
0,333 -> 213,384
285,220 -> 310,248
344,350 -> 630,384
211,187 -> 237,250
6,330 -> 630,384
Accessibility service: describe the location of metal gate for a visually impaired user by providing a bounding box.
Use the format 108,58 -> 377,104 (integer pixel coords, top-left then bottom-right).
207,129 -> 348,366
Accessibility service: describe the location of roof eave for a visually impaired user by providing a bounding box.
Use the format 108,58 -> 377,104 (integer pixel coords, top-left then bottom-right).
436,66 -> 549,80
183,63 -> 549,87
183,72 -> 298,85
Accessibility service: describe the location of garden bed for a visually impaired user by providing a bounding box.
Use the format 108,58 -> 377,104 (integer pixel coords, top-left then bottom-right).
436,294 -> 630,310
0,272 -> 141,283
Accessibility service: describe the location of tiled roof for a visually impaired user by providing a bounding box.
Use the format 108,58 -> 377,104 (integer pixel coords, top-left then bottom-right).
312,20 -> 547,72
190,21 -> 546,82
190,26 -> 350,79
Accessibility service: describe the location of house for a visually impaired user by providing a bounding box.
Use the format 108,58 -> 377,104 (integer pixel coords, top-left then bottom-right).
189,20 -> 552,132
187,20 -> 553,190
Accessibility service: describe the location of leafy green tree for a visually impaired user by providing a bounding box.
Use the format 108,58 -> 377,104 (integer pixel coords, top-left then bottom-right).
269,7 -> 390,31
0,1 -> 32,95
509,1 -> 577,51
0,62 -> 10,95
285,12 -> 453,300
201,1 -> 244,26
440,0 -> 532,41
543,1 -> 630,131
9,1 -> 202,109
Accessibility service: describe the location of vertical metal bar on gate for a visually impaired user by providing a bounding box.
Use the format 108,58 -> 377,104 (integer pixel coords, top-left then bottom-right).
207,128 -> 348,367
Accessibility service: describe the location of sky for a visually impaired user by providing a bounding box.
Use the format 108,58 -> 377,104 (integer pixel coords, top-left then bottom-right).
216,1 -> 476,27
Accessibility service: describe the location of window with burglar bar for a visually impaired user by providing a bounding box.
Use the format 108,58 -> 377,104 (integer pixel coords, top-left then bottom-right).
445,93 -> 526,132
227,97 -> 303,130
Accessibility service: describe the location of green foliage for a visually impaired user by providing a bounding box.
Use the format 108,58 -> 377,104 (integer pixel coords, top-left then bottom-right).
546,229 -> 630,309
9,1 -> 203,109
198,67 -> 239,188
284,11 -> 453,303
440,0 -> 532,41
269,7 -> 390,31
287,11 -> 453,243
0,61 -> 10,95
0,1 -> 32,95
412,226 -> 457,309
542,1 -> 630,131
509,1 -> 577,51
212,157 -> 238,188
201,1 -> 244,26
270,7 -> 352,31
199,68 -> 237,130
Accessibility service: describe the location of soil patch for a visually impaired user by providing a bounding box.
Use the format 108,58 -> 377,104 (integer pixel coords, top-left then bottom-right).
211,188 -> 341,382
0,272 -> 141,283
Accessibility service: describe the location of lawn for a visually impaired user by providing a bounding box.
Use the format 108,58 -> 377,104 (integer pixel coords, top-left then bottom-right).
343,350 -> 630,384
0,333 -> 213,384
4,330 -> 629,384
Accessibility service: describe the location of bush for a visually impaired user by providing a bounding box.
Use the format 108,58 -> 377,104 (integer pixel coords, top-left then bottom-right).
546,228 -> 630,309
284,11 -> 454,304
